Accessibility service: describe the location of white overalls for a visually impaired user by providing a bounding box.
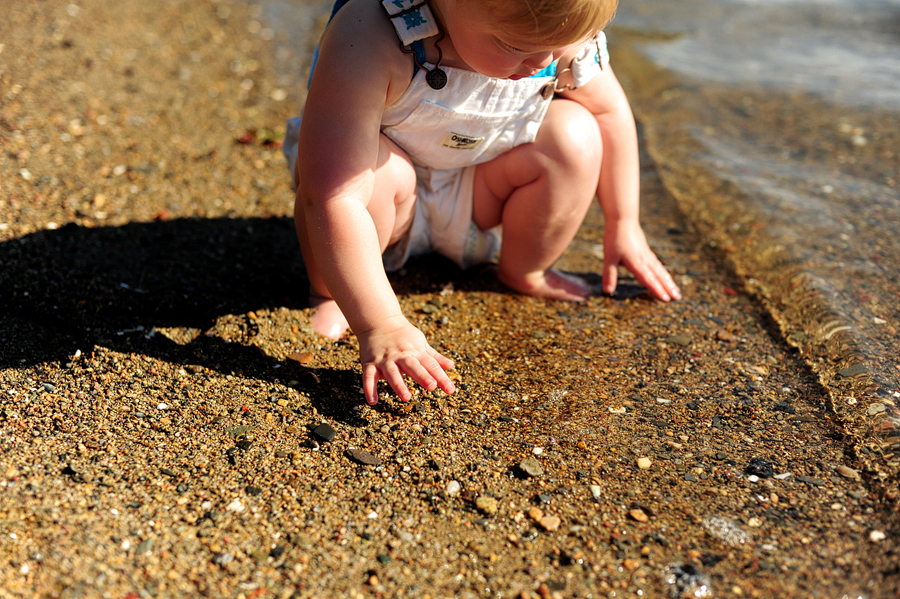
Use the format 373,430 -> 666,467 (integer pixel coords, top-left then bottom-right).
284,0 -> 609,270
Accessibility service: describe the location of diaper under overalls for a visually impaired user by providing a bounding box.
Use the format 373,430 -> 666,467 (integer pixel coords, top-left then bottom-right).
283,0 -> 609,270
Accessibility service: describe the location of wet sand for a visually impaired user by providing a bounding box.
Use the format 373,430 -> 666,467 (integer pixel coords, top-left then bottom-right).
1,1 -> 899,598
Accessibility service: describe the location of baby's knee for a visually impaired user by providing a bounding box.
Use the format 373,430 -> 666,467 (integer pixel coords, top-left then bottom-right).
544,101 -> 602,173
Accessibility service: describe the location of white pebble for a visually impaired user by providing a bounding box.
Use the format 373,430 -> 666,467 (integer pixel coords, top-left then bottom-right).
747,475 -> 759,483
446,480 -> 461,497
366,511 -> 378,519
113,164 -> 127,176
19,168 -> 31,181
226,498 -> 245,513
157,403 -> 168,410
588,485 -> 601,499
870,530 -> 886,542
532,447 -> 543,456
201,501 -> 212,510
637,457 -> 652,470
121,540 -> 131,550
270,88 -> 287,101
773,472 -> 792,480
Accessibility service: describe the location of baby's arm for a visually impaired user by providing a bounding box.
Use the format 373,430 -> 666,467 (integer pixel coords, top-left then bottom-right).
561,65 -> 681,301
296,6 -> 455,404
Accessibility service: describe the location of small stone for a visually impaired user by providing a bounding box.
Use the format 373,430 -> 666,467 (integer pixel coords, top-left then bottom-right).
312,423 -> 337,443
446,480 -> 461,497
715,330 -> 737,342
629,508 -> 649,523
226,498 -> 245,512
212,552 -> 233,565
346,448 -> 382,466
588,485 -> 601,499
539,516 -> 561,532
666,334 -> 692,346
528,507 -> 544,522
867,403 -> 886,416
796,475 -> 826,486
684,473 -> 698,482
43,383 -> 56,393
747,475 -> 759,483
287,352 -> 314,365
157,403 -> 168,410
747,517 -> 763,527
160,468 -> 177,477
836,465 -> 860,480
870,530 -> 886,542
746,457 -> 774,478
245,486 -> 262,496
532,447 -> 543,456
637,457 -> 652,470
537,493 -> 552,504
623,558 -> 640,571
518,457 -> 544,477
475,496 -> 499,516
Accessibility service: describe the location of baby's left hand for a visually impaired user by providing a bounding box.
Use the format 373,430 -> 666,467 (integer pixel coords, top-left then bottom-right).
602,218 -> 681,301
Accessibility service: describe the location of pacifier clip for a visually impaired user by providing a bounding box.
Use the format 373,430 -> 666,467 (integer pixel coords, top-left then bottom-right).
381,0 -> 448,89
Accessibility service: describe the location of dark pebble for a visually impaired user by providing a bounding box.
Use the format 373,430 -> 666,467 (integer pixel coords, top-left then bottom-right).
246,486 -> 263,496
498,415 -> 517,423
377,554 -> 391,564
773,401 -> 796,414
346,448 -> 382,466
161,468 -> 177,477
270,545 -> 286,558
312,423 -> 337,443
684,473 -> 698,482
796,475 -> 826,486
538,493 -> 552,504
61,465 -> 78,476
235,440 -> 252,451
746,458 -> 774,478
475,518 -> 490,527
176,483 -> 188,493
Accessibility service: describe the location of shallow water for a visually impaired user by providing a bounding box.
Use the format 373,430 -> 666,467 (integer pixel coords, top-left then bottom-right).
614,0 -> 900,431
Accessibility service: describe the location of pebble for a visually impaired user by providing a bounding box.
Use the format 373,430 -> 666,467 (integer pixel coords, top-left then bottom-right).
212,552 -> 233,565
867,403 -> 886,416
637,457 -> 652,470
539,516 -> 561,532
528,507 -> 544,522
836,465 -> 860,480
518,457 -> 544,477
43,383 -> 56,392
157,403 -> 168,410
746,457 -> 774,478
870,530 -> 886,542
629,508 -> 649,523
747,475 -> 759,483
345,448 -> 382,466
446,480 -> 461,497
537,493 -> 552,504
702,516 -> 750,546
475,496 -> 499,516
588,485 -> 601,499
796,475 -> 826,487
312,423 -> 337,443
226,499 -> 245,513
532,447 -> 543,456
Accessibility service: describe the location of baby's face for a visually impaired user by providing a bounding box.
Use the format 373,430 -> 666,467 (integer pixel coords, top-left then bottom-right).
438,1 -> 578,79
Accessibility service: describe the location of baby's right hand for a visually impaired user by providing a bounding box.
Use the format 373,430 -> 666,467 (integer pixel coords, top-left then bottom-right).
356,315 -> 456,405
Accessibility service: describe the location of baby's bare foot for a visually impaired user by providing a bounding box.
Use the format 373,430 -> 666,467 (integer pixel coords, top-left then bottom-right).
309,296 -> 350,340
497,268 -> 592,302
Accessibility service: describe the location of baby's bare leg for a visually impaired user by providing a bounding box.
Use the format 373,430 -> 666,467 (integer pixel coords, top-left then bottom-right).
294,134 -> 417,339
473,99 -> 601,301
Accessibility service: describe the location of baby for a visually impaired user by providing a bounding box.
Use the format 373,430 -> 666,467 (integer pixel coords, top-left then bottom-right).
283,0 -> 681,405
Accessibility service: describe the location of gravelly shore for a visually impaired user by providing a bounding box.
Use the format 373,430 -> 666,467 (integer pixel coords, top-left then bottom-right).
2,1 -> 899,598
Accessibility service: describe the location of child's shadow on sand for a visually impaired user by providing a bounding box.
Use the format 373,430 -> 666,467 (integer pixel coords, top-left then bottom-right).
0,216 -> 643,422
0,217 -> 464,422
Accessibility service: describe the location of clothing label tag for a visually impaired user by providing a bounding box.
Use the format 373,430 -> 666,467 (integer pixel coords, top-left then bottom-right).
440,131 -> 484,150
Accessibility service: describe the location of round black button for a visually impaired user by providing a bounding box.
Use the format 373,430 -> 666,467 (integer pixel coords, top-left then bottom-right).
426,68 -> 448,90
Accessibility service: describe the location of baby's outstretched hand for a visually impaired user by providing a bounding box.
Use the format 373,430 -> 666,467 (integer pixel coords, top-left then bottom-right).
602,219 -> 681,301
356,315 -> 456,405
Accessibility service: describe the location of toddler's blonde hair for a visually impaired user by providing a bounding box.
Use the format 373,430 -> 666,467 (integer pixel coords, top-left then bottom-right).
470,0 -> 618,47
